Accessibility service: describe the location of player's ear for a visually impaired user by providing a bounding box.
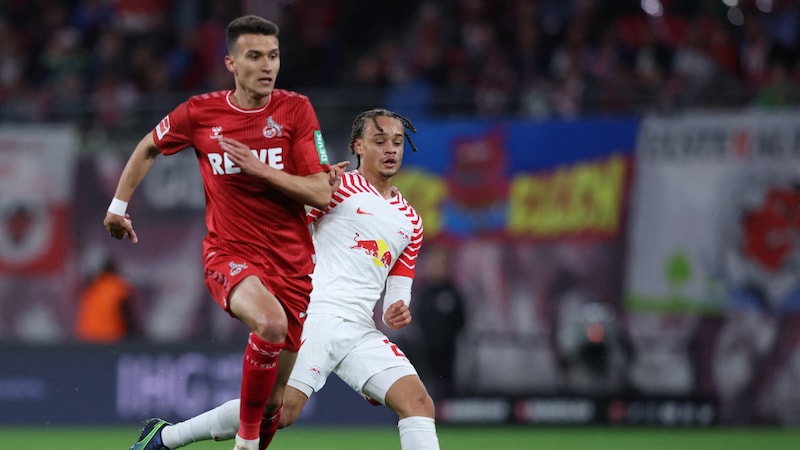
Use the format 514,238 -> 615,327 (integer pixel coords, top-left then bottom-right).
224,55 -> 235,74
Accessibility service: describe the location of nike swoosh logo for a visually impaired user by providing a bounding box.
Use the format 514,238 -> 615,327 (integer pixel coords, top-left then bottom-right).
356,207 -> 373,215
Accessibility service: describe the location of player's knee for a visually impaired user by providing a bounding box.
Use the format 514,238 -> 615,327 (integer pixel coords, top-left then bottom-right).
393,388 -> 436,418
249,310 -> 288,342
414,391 -> 436,418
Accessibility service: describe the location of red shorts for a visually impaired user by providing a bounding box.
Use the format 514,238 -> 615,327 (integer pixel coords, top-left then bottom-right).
203,251 -> 312,352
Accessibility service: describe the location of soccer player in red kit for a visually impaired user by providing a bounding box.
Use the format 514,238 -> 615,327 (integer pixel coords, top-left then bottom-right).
104,15 -> 342,450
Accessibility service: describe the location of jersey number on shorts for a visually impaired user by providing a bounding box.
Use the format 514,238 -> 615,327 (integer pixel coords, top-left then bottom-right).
383,338 -> 406,358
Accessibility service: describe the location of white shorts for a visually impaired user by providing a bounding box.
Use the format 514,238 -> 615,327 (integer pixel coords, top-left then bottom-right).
288,313 -> 417,405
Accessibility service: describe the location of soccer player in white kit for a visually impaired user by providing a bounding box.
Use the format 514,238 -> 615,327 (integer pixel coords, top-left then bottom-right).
130,109 -> 440,450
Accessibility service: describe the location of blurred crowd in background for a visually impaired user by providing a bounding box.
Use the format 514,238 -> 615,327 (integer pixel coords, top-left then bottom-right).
1,0 -> 799,137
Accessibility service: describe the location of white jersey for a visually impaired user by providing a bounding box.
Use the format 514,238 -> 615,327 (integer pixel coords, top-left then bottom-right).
306,170 -> 423,325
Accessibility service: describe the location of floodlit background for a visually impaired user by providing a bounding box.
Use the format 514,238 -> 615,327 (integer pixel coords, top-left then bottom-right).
1,0 -> 799,431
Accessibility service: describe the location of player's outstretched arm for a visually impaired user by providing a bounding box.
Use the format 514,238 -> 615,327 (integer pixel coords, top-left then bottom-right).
103,133 -> 161,243
219,137 -> 333,209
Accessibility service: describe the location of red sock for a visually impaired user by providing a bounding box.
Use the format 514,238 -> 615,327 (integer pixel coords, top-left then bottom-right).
239,333 -> 283,440
258,402 -> 282,450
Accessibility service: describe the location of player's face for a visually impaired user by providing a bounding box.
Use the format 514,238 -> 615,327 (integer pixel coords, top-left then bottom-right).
356,116 -> 405,180
225,33 -> 280,104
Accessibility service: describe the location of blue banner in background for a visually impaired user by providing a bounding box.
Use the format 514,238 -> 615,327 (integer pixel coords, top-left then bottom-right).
402,117 -> 639,173
393,117 -> 639,239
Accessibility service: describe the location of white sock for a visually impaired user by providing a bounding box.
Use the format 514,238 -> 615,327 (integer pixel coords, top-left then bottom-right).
398,416 -> 439,450
234,434 -> 259,450
162,399 -> 241,448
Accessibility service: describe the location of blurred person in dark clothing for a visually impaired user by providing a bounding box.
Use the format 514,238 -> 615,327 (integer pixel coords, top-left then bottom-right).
415,244 -> 465,398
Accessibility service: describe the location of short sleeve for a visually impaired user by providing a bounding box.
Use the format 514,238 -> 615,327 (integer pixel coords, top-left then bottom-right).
290,98 -> 330,176
152,101 -> 193,155
389,203 -> 423,279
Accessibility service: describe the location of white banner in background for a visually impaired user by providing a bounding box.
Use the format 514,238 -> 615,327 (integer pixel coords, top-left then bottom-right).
625,112 -> 800,313
0,124 -> 78,272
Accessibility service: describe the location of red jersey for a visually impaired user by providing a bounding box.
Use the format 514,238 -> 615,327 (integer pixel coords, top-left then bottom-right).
152,89 -> 330,276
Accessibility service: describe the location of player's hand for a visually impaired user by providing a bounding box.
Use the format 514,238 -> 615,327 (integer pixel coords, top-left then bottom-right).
104,212 -> 138,243
383,300 -> 412,330
219,137 -> 263,177
328,161 -> 350,192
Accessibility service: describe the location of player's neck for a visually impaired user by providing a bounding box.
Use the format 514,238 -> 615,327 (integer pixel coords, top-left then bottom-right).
230,89 -> 271,109
365,174 -> 395,199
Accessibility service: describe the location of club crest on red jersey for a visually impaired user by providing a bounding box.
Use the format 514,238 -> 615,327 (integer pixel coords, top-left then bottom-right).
263,116 -> 283,138
228,261 -> 248,276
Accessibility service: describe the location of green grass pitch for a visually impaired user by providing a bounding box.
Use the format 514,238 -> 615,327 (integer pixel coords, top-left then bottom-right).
1,425 -> 798,450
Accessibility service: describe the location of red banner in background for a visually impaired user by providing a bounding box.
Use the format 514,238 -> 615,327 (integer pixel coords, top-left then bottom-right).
0,126 -> 77,273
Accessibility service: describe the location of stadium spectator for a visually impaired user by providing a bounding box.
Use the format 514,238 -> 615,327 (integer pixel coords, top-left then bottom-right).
104,15 -> 335,450
415,243 -> 466,399
74,256 -> 141,343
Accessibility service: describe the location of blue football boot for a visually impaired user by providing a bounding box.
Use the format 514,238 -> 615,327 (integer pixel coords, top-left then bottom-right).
130,418 -> 171,450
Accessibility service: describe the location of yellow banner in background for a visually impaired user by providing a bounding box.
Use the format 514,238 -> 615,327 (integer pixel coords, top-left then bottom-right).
393,168 -> 447,237
509,155 -> 628,237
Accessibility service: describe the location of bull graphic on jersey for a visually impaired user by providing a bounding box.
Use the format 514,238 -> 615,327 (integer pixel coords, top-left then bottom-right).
350,232 -> 392,268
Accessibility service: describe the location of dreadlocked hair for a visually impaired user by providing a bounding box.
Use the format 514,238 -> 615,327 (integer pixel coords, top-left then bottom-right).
349,108 -> 418,168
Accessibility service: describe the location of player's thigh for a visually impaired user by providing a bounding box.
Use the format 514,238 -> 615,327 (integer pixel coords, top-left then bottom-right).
337,332 -> 417,400
228,275 -> 285,330
279,385 -> 309,428
288,314 -> 354,394
204,252 -> 284,328
268,349 -> 298,409
276,349 -> 298,387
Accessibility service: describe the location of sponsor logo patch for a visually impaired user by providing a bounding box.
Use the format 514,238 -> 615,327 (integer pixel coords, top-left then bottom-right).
210,126 -> 223,140
156,115 -> 171,140
314,130 -> 329,164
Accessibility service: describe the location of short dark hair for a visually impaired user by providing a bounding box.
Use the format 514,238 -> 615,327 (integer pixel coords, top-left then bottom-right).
226,15 -> 280,54
349,108 -> 419,168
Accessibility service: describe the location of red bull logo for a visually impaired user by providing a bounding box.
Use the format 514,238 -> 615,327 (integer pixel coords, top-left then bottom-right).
350,232 -> 393,268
